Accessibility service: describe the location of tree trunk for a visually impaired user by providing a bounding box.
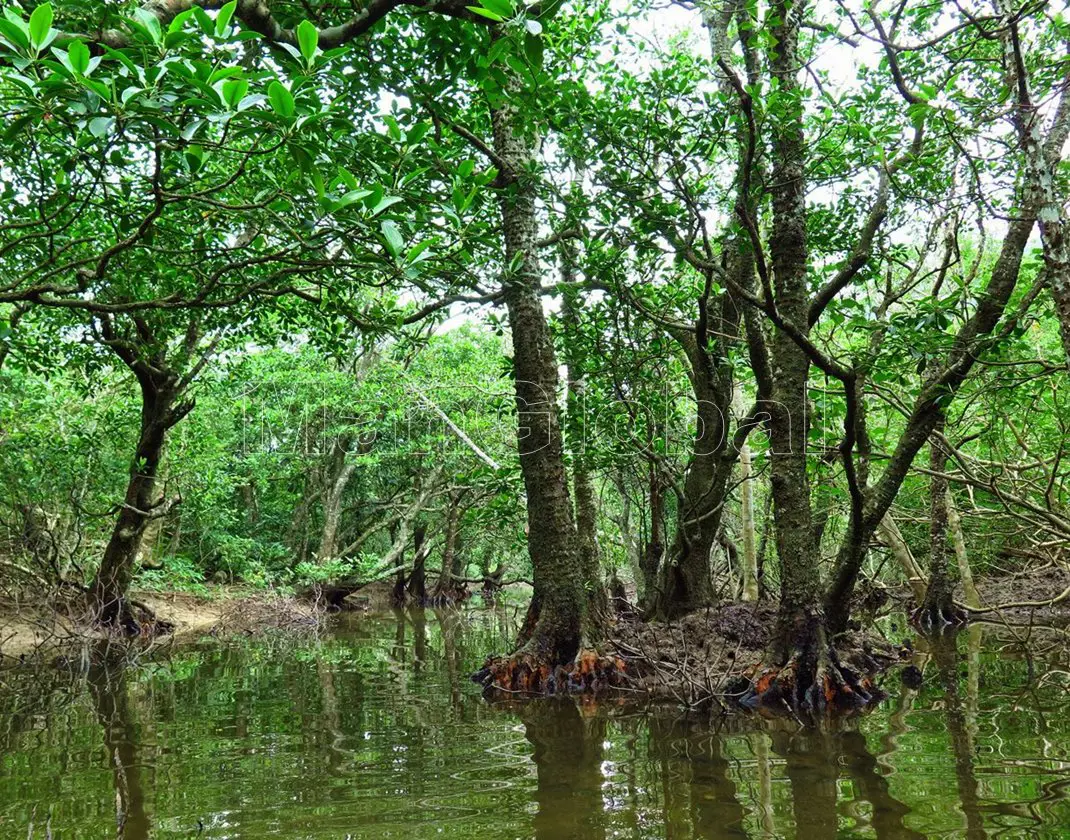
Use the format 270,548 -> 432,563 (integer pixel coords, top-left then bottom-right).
765,0 -> 820,667
610,470 -> 642,593
316,436 -> 357,564
489,98 -> 582,656
918,424 -> 967,627
738,414 -> 759,602
638,465 -> 665,614
651,372 -> 729,619
431,490 -> 467,604
474,80 -> 620,694
947,490 -> 980,609
560,258 -> 608,631
407,522 -> 429,604
481,562 -> 504,603
90,368 -> 188,630
877,513 -> 928,603
389,522 -> 407,607
746,0 -> 880,712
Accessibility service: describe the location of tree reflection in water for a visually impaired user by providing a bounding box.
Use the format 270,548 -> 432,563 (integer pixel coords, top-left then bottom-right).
3,611 -> 1070,838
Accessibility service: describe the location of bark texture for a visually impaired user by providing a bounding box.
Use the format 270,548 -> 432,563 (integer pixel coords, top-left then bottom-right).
90,356 -> 190,629
560,247 -> 608,631
917,425 -> 964,627
475,87 -> 587,690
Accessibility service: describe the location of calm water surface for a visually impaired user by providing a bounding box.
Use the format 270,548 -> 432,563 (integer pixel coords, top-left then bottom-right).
1,607 -> 1069,838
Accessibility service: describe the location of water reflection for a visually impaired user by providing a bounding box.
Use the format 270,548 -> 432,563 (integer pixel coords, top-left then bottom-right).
87,655 -> 152,840
2,610 -> 1070,838
522,700 -> 608,840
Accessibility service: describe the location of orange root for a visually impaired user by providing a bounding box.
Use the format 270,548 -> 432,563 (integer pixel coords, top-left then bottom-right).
741,649 -> 881,715
473,648 -> 628,697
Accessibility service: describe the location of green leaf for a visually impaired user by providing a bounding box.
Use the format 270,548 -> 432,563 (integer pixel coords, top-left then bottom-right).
370,195 -> 403,217
67,39 -> 90,74
185,144 -> 204,172
28,3 -> 52,49
381,220 -> 404,257
222,78 -> 249,109
267,81 -> 295,118
133,8 -> 163,44
4,113 -> 34,140
465,6 -> 504,21
405,239 -> 434,264
88,116 -> 114,138
0,17 -> 30,51
480,0 -> 514,17
524,32 -> 543,68
296,20 -> 318,62
215,0 -> 237,36
330,189 -> 373,212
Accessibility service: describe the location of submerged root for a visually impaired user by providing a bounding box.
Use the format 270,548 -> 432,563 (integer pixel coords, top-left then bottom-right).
472,648 -> 628,698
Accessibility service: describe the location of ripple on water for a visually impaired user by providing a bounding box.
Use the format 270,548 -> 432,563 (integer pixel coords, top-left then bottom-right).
2,611 -> 1070,838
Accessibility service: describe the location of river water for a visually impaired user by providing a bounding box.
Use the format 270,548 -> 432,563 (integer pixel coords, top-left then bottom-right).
1,606 -> 1069,838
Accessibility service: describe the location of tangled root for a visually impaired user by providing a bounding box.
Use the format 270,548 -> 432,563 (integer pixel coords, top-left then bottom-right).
740,646 -> 882,715
472,648 -> 628,698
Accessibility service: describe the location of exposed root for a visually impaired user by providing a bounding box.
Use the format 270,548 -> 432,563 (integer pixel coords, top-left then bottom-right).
911,601 -> 969,631
423,589 -> 471,609
93,597 -> 174,639
739,638 -> 897,717
472,648 -> 628,698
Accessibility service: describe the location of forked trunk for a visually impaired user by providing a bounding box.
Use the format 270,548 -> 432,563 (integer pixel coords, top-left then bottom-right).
749,0 -> 875,711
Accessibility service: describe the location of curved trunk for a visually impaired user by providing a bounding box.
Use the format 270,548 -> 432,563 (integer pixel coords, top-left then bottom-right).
649,282 -> 749,619
90,371 -> 186,629
650,384 -> 726,619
